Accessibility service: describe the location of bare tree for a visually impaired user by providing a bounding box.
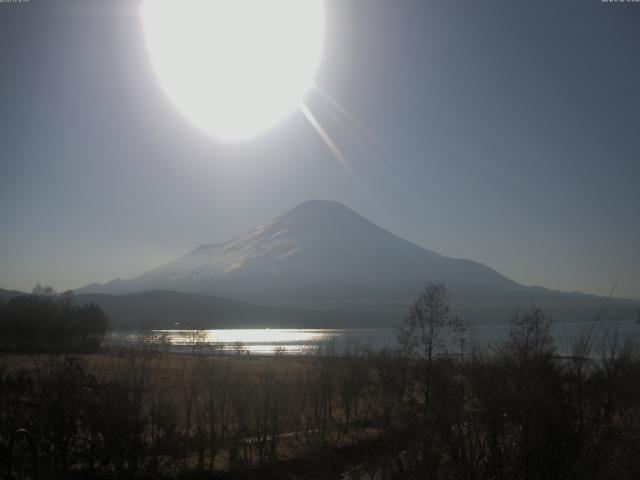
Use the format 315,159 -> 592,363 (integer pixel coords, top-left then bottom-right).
338,338 -> 370,434
185,327 -> 207,354
397,282 -> 461,420
31,284 -> 57,298
501,307 -> 555,365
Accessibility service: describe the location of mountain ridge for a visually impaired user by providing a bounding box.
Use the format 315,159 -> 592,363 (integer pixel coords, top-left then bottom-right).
79,200 -> 521,299
76,200 -> 638,325
73,290 -> 366,330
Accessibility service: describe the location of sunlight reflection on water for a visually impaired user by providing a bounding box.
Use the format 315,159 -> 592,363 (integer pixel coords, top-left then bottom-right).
153,328 -> 373,354
106,318 -> 640,356
109,328 -> 394,355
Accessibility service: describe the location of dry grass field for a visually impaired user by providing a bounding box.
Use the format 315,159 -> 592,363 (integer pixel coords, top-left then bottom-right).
2,313 -> 640,479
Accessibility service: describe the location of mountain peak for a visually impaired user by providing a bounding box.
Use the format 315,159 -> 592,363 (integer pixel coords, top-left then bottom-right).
278,200 -> 375,234
77,199 -> 522,313
282,199 -> 357,221
288,199 -> 349,211
73,199 -> 638,325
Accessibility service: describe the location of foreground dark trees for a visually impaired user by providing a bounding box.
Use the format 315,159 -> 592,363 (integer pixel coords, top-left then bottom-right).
1,325 -> 639,479
0,283 -> 639,479
0,286 -> 109,352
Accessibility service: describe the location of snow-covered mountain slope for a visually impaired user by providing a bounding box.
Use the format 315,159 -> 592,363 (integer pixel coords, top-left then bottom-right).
78,200 -> 637,324
80,201 -> 519,304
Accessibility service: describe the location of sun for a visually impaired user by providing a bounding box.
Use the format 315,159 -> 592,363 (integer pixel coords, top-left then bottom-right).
140,0 -> 325,142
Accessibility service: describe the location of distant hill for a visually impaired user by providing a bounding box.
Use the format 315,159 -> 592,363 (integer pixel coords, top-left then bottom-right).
77,200 -> 638,325
74,290 -> 370,330
0,288 -> 27,302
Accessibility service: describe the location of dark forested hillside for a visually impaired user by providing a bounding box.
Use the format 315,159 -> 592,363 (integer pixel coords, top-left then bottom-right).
0,287 -> 108,352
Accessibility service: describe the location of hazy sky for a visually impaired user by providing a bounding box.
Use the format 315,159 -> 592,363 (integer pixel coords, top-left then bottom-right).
1,0 -> 639,299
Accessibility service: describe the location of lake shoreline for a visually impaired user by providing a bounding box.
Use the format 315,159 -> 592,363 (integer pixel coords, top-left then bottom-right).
104,317 -> 639,357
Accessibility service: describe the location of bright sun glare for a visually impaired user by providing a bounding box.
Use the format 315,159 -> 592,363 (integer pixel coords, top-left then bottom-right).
141,0 -> 325,142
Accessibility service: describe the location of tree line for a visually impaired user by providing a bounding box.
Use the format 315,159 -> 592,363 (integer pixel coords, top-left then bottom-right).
0,285 -> 109,353
0,282 -> 639,479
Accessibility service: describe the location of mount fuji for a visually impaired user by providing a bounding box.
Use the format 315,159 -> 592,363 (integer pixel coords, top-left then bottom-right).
77,200 -> 637,326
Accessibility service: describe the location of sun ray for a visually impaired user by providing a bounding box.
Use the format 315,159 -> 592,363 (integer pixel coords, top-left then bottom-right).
299,102 -> 353,176
311,86 -> 478,259
299,102 -> 397,228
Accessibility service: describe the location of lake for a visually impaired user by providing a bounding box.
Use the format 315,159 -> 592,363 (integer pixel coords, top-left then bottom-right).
107,318 -> 640,356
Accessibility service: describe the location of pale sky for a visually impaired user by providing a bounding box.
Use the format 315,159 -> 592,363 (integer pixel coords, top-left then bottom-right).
1,0 -> 639,299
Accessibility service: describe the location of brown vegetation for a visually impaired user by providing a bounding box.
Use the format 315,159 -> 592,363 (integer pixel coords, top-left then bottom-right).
1,285 -> 639,479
